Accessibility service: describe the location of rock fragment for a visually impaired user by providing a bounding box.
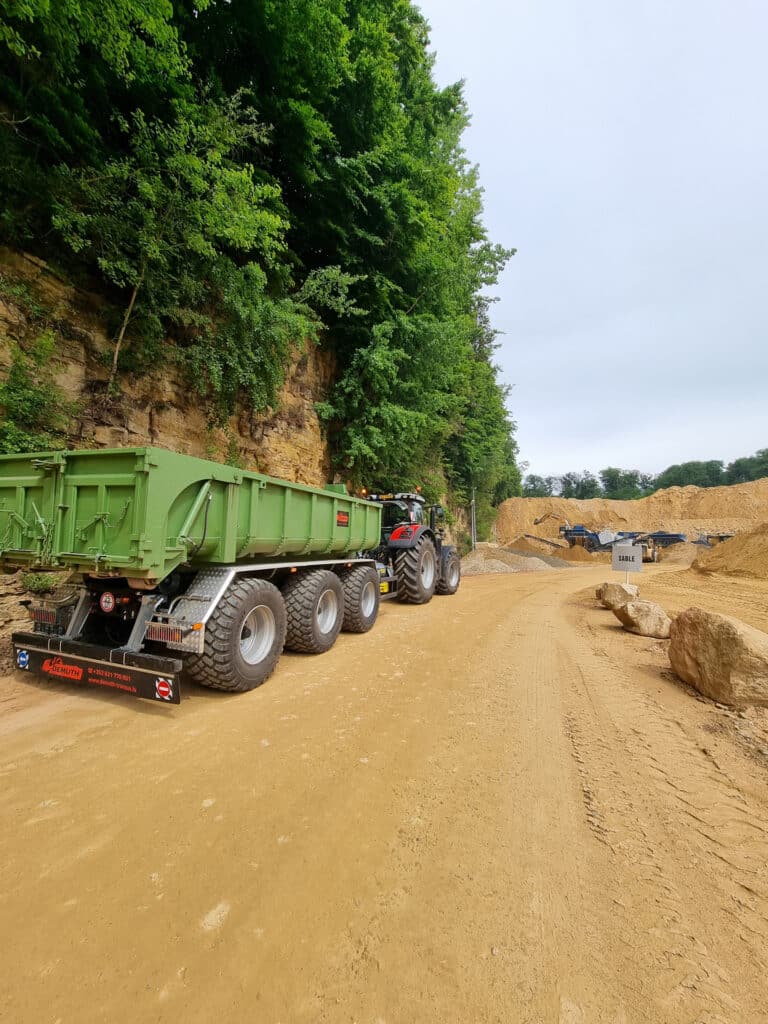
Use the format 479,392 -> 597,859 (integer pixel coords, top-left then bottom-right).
669,607 -> 768,706
598,582 -> 640,610
612,600 -> 672,639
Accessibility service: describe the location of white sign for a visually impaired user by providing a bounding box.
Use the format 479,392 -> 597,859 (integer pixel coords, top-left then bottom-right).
612,543 -> 643,573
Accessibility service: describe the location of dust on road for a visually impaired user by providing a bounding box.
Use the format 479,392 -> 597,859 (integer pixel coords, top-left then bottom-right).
1,566 -> 767,1023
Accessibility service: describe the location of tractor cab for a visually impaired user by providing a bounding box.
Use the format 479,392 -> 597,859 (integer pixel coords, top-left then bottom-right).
389,492 -> 426,524
366,492 -> 426,542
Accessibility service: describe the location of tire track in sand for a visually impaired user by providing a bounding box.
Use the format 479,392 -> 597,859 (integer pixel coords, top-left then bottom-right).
557,597 -> 768,1023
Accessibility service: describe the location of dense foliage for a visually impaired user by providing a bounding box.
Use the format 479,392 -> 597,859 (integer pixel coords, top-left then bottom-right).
522,448 -> 768,499
0,0 -> 520,520
0,280 -> 72,452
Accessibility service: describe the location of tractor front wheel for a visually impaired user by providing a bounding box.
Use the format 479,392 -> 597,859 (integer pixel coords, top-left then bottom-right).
394,536 -> 437,604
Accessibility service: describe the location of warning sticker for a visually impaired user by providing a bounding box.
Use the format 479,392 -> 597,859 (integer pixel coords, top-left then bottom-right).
155,678 -> 173,701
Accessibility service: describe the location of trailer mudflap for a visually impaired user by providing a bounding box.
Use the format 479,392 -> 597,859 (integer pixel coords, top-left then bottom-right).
12,632 -> 182,704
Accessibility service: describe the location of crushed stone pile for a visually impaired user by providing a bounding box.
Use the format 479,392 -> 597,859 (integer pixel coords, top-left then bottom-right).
505,547 -> 573,569
495,477 -> 768,542
462,543 -> 552,576
693,523 -> 768,579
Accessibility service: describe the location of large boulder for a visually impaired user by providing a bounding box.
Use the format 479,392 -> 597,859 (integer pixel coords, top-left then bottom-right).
598,582 -> 640,609
612,600 -> 672,639
669,608 -> 768,706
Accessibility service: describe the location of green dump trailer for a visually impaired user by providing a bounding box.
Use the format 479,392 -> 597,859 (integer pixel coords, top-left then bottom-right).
1,448 -> 460,704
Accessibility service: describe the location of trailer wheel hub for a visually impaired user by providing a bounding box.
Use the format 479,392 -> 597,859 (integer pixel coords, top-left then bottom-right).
240,605 -> 277,665
316,589 -> 339,634
360,581 -> 377,618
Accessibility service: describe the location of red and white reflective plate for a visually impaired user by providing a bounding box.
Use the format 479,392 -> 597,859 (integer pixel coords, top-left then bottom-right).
155,678 -> 173,701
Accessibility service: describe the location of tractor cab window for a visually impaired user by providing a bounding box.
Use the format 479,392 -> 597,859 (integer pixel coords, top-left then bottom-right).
382,501 -> 410,529
407,502 -> 424,525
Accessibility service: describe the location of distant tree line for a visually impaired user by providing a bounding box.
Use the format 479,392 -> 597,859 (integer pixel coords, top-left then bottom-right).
522,447 -> 768,500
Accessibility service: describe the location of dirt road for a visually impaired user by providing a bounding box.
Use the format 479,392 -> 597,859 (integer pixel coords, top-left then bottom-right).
2,567 -> 767,1023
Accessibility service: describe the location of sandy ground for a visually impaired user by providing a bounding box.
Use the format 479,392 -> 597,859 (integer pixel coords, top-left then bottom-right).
1,565 -> 767,1023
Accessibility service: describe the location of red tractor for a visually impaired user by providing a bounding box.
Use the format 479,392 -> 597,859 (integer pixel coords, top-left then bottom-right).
365,492 -> 461,604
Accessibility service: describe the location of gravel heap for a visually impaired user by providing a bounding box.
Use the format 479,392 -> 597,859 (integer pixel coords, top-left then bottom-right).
461,543 -> 553,576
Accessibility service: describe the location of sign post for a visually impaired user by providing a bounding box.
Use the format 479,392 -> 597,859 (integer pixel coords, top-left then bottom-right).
611,543 -> 643,584
470,487 -> 476,551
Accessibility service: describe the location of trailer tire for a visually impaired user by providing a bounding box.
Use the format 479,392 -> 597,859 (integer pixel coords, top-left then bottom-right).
283,569 -> 344,653
338,565 -> 380,633
185,578 -> 286,692
436,549 -> 461,595
394,535 -> 437,604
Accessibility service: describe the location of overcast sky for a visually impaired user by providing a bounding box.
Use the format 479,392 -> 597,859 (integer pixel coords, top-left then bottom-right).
417,0 -> 768,477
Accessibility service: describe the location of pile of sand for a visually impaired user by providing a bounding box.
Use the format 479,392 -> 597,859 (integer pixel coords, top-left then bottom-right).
658,542 -> 701,567
557,544 -> 607,564
462,543 -> 551,576
496,477 -> 768,543
693,523 -> 768,579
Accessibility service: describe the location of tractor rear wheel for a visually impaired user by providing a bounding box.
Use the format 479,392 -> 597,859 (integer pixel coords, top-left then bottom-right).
436,549 -> 461,595
338,565 -> 380,633
185,578 -> 286,692
283,569 -> 344,653
394,535 -> 437,604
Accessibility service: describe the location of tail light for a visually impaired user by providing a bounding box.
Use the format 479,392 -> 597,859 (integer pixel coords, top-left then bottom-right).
145,623 -> 184,644
31,606 -> 57,625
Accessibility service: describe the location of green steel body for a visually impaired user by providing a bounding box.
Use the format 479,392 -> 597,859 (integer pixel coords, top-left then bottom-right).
0,447 -> 381,584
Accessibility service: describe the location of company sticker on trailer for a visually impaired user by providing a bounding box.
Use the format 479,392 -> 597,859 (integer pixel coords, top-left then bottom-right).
336,511 -> 350,527
42,656 -> 84,681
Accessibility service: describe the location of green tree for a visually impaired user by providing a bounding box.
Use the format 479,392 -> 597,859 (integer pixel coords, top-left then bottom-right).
52,95 -> 291,400
523,474 -> 556,497
558,470 -> 601,499
559,473 -> 577,498
599,467 -> 645,500
0,333 -> 71,452
724,449 -> 768,484
576,471 -> 601,499
654,460 -> 724,490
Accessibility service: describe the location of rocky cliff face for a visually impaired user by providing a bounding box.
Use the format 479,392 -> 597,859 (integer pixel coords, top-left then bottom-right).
0,249 -> 336,486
